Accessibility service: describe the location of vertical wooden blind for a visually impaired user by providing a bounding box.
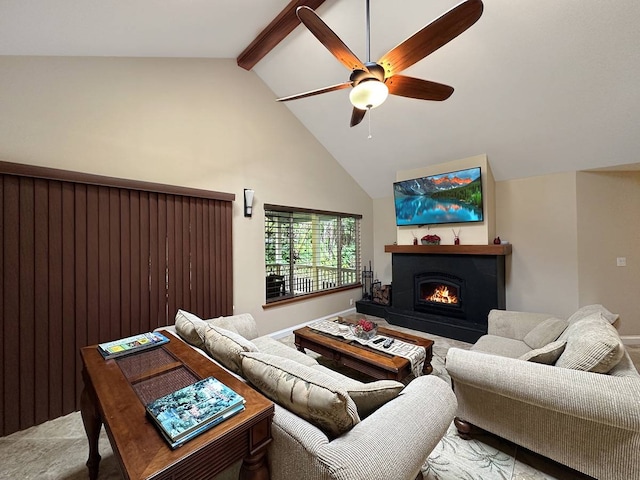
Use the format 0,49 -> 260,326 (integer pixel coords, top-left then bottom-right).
0,162 -> 234,436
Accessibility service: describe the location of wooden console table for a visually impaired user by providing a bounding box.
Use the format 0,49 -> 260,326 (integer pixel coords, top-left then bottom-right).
80,331 -> 274,480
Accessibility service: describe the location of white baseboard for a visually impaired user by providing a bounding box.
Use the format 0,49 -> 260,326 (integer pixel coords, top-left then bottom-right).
268,308 -> 356,339
621,335 -> 640,345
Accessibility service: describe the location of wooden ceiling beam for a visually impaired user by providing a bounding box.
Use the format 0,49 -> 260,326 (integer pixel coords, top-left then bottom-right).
237,0 -> 328,71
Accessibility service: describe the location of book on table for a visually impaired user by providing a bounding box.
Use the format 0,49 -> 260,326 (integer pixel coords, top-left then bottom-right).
146,376 -> 246,449
98,331 -> 170,359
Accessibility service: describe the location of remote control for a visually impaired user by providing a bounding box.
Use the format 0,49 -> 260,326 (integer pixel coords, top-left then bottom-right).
383,338 -> 395,349
372,337 -> 385,344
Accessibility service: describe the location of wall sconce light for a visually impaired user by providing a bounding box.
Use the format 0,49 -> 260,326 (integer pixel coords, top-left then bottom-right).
244,189 -> 255,217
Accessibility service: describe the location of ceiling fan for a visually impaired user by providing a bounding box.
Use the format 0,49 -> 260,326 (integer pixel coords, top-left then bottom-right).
276,0 -> 484,127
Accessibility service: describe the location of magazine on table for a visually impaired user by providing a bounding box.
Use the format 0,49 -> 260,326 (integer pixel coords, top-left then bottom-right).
98,331 -> 170,359
146,376 -> 245,449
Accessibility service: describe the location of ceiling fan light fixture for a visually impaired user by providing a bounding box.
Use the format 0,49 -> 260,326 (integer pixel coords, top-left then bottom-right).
349,79 -> 389,110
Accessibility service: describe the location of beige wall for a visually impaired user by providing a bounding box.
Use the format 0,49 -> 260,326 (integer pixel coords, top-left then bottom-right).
4,57 -> 636,338
372,196 -> 396,285
0,56 -> 372,335
381,158 -> 584,320
495,172 -> 580,317
576,171 -> 640,336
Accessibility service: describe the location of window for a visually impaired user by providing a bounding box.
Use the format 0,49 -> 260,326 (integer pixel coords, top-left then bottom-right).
264,205 -> 361,303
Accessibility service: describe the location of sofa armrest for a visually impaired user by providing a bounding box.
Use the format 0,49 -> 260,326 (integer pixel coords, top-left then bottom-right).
446,348 -> 640,431
322,376 -> 456,479
487,309 -> 558,340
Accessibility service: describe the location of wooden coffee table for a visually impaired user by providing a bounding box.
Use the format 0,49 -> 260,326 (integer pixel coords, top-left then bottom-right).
294,318 -> 433,381
80,331 -> 274,480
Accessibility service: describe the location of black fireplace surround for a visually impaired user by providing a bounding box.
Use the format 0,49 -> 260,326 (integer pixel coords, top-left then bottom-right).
357,248 -> 507,343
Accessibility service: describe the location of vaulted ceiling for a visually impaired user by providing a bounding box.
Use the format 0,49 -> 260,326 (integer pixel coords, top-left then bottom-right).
2,0 -> 639,198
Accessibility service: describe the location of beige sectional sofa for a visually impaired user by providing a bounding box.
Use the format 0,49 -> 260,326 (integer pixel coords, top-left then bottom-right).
445,305 -> 640,480
159,310 -> 456,480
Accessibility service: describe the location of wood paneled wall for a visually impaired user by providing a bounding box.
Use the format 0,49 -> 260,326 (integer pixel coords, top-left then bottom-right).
0,162 -> 234,436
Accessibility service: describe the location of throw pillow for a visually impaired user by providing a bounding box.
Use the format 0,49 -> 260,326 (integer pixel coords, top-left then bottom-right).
567,304 -> 619,325
240,352 -> 360,438
174,309 -> 245,350
555,314 -> 625,373
203,325 -> 259,375
519,340 -> 566,364
175,309 -> 208,348
345,380 -> 405,418
523,317 -> 569,349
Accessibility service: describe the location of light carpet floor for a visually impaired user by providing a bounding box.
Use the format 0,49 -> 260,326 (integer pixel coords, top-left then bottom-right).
3,314 -> 636,480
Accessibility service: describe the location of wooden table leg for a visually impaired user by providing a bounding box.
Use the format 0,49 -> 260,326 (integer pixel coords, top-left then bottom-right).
239,449 -> 269,480
294,335 -> 305,354
80,372 -> 102,480
423,345 -> 434,375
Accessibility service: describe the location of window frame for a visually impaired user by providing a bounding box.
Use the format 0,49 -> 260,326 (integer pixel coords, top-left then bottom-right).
263,204 -> 362,306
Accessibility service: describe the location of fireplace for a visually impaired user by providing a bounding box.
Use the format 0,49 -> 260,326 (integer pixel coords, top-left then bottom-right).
356,245 -> 510,343
414,272 -> 465,319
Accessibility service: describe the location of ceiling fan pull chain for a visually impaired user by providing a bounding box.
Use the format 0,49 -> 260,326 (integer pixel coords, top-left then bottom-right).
368,108 -> 372,139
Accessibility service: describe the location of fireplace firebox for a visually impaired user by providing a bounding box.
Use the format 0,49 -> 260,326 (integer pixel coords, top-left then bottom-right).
414,272 -> 465,319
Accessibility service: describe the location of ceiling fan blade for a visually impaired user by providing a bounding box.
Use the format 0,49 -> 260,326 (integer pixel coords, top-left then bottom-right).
350,107 -> 367,127
276,81 -> 352,102
378,0 -> 483,78
297,6 -> 366,71
386,75 -> 454,101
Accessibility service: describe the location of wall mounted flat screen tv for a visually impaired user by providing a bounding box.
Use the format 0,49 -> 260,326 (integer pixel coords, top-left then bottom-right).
393,167 -> 484,226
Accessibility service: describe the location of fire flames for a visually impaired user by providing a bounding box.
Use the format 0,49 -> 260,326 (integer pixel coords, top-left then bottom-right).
426,285 -> 458,304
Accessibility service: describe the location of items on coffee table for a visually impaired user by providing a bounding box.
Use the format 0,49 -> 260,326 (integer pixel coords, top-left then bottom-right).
98,331 -> 169,359
146,376 -> 245,449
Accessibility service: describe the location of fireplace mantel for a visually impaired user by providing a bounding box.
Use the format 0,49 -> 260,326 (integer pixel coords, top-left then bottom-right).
384,244 -> 512,256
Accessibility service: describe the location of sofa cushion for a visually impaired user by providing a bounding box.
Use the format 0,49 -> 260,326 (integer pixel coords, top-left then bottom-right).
567,304 -> 619,325
487,309 -> 557,340
471,335 -> 532,359
175,309 -> 209,348
343,380 -> 405,418
523,317 -> 568,349
174,309 -> 244,349
251,336 -> 319,367
556,314 -> 625,373
212,313 -> 259,340
240,352 -> 360,438
203,325 -> 258,375
519,340 -> 566,364
315,365 -> 404,417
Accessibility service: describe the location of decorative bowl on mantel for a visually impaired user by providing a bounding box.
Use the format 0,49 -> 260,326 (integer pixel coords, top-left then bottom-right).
421,235 -> 441,245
